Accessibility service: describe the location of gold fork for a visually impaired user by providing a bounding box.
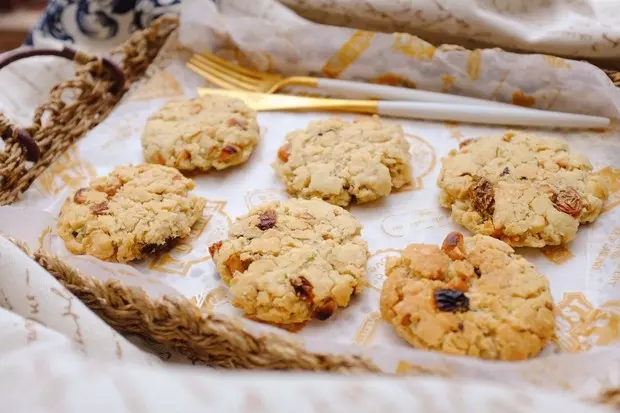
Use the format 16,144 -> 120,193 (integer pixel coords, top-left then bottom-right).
197,88 -> 610,129
186,51 -> 510,107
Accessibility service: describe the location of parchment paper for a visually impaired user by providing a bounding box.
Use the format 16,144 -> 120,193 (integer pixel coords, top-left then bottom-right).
1,0 -> 620,401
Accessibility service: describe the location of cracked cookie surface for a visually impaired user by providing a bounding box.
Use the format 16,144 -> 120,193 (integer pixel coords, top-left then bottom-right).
57,164 -> 206,263
141,95 -> 260,172
209,198 -> 369,324
380,232 -> 555,361
437,131 -> 607,247
274,116 -> 412,206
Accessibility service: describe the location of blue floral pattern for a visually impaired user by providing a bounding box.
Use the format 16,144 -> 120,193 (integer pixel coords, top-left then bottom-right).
27,0 -> 181,46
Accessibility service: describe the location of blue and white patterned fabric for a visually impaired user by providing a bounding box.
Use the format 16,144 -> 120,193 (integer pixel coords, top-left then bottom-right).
26,0 -> 181,48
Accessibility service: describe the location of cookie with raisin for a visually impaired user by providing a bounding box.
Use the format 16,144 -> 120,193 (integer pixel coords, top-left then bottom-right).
380,232 -> 555,361
274,116 -> 412,206
57,164 -> 206,263
141,95 -> 260,172
437,131 -> 607,247
209,198 -> 369,324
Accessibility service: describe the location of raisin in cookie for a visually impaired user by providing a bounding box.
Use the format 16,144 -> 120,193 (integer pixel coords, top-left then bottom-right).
274,116 -> 412,206
209,198 -> 369,324
380,232 -> 555,361
141,95 -> 260,172
437,131 -> 607,247
57,164 -> 205,263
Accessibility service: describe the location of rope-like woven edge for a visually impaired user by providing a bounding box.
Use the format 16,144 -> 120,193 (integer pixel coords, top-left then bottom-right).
1,13 -> 620,406
6,236 -> 379,373
0,16 -> 178,205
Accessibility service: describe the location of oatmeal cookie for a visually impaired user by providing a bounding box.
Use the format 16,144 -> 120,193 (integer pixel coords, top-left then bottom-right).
141,95 -> 260,171
209,198 -> 369,324
57,164 -> 206,263
274,116 -> 412,206
437,131 -> 607,247
380,232 -> 555,361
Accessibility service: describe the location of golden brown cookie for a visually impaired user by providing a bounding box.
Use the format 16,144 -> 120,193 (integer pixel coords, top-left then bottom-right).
141,95 -> 260,172
274,116 -> 412,206
57,164 -> 205,263
209,198 -> 369,324
380,232 -> 555,361
437,131 -> 607,247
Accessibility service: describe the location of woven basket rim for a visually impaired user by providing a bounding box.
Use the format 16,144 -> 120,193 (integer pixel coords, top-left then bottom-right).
1,13 -> 620,408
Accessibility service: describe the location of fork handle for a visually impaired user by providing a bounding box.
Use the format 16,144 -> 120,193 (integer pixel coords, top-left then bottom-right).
376,101 -> 610,128
317,78 -> 511,107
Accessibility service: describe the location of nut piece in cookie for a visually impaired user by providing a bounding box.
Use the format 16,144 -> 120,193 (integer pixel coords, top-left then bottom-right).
273,116 -> 413,206
57,164 -> 206,263
437,131 -> 608,247
209,198 -> 369,325
380,232 -> 555,361
141,95 -> 260,172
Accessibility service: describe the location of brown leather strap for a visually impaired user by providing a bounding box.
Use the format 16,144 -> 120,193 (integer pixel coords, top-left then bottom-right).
0,46 -> 126,162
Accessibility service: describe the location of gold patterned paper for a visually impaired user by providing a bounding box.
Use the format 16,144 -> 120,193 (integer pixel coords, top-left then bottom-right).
1,0 -> 620,396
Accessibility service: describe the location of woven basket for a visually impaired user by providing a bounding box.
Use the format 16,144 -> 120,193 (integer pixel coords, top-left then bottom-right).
1,15 -> 620,404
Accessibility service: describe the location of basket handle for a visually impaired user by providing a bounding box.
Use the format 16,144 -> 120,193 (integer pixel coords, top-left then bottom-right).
0,46 -> 126,162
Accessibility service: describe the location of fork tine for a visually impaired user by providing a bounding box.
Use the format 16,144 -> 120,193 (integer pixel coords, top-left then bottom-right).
188,58 -> 264,91
186,61 -> 244,90
191,55 -> 266,90
196,52 -> 277,80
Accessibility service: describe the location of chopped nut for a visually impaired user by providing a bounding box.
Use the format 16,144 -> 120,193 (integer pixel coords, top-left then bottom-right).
474,267 -> 482,277
314,298 -> 337,320
552,187 -> 582,217
226,253 -> 251,275
219,145 -> 238,161
209,241 -> 223,257
257,210 -> 277,231
502,133 -> 513,142
441,232 -> 466,260
227,117 -> 248,129
90,202 -> 109,215
470,176 -> 495,217
290,276 -> 314,303
500,167 -> 510,176
300,212 -> 315,220
459,138 -> 473,149
155,152 -> 166,165
73,188 -> 88,204
177,150 -> 191,162
434,289 -> 469,313
277,144 -> 291,162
